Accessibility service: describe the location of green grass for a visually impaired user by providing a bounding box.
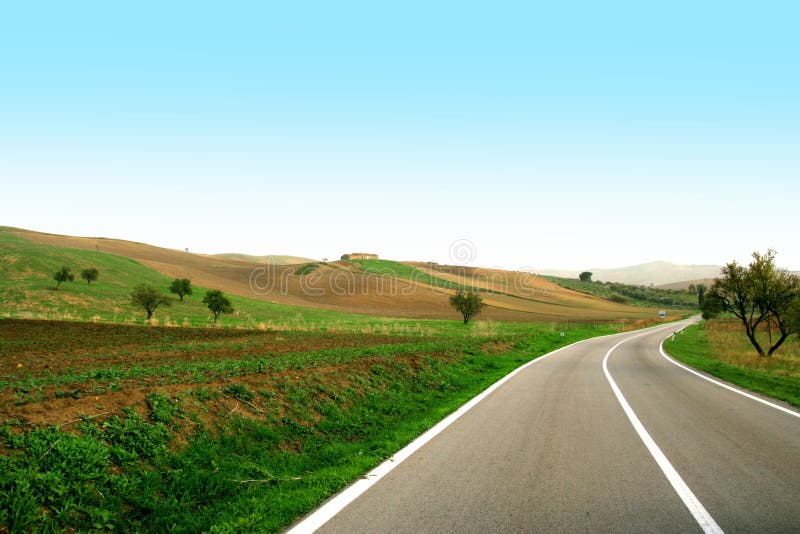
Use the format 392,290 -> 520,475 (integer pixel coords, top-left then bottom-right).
664,322 -> 800,407
0,320 -> 614,532
352,258 -> 465,290
293,263 -> 319,276
545,275 -> 699,309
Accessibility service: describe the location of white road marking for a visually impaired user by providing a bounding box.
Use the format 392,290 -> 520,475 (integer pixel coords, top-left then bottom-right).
286,333 -> 613,533
659,326 -> 800,420
603,329 -> 724,534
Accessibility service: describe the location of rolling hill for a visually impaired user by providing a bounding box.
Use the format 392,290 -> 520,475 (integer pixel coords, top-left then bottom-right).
212,253 -> 317,265
0,227 -> 682,323
538,261 -> 723,286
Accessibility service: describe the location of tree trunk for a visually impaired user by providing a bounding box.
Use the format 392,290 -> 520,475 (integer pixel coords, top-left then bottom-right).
745,329 -> 766,357
768,332 -> 790,356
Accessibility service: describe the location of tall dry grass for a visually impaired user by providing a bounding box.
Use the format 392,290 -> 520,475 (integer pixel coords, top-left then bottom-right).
706,319 -> 800,377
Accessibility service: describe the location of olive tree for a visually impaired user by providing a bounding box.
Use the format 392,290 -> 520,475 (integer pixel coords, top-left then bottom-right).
449,290 -> 485,324
80,267 -> 99,284
579,271 -> 593,282
130,284 -> 172,320
169,278 -> 193,301
203,289 -> 233,324
53,266 -> 74,289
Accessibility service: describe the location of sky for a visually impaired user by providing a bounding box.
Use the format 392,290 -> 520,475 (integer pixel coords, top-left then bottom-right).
2,1 -> 798,271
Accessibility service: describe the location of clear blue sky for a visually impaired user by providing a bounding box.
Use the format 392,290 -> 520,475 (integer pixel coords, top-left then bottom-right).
2,1 -> 798,270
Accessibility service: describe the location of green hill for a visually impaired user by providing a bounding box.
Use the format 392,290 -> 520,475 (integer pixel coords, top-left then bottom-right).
543,275 -> 699,309
0,230 -> 434,332
4,229 -> 587,334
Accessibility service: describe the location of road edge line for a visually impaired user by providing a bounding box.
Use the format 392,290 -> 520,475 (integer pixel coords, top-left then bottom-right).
659,325 -> 800,420
286,328 -> 627,533
603,328 -> 724,534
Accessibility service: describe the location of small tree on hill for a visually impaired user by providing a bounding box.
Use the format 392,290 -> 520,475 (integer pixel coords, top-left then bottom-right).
450,290 -> 484,324
579,271 -> 593,282
203,289 -> 233,324
130,284 -> 172,320
53,266 -> 74,289
81,267 -> 99,284
169,278 -> 193,302
703,250 -> 799,357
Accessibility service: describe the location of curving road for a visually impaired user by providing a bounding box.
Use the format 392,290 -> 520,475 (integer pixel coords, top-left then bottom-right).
289,320 -> 800,533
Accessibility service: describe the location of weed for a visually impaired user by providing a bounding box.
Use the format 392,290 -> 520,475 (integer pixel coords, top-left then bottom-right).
146,392 -> 179,424
223,384 -> 255,402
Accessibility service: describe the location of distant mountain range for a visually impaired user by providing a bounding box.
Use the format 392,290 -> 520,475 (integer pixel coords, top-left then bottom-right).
537,261 -> 723,287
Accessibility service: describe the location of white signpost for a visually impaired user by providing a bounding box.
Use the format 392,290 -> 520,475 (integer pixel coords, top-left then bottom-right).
659,310 -> 666,319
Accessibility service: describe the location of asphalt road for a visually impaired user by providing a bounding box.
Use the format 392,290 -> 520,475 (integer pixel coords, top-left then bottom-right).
290,320 -> 800,533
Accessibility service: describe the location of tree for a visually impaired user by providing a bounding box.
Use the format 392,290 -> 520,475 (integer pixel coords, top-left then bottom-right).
696,284 -> 707,308
203,289 -> 233,324
130,284 -> 171,320
53,266 -> 74,289
80,267 -> 99,284
169,278 -> 193,302
449,290 -> 484,324
703,250 -> 799,356
579,271 -> 593,282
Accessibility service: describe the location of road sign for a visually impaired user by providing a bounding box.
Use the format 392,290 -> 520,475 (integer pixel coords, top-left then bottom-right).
659,310 -> 666,319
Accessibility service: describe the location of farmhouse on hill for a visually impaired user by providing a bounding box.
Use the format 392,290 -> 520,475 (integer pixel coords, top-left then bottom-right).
341,252 -> 379,261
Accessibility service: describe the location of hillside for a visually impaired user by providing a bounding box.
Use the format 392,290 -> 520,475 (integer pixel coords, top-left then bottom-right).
538,261 -> 722,286
656,278 -> 717,291
212,253 -> 317,265
0,227 -> 681,323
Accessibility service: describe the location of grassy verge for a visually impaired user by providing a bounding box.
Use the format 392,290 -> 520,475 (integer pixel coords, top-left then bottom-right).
0,320 -> 614,532
664,321 -> 800,407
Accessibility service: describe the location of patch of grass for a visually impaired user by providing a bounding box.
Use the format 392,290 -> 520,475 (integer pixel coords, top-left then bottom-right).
353,259 -> 466,291
223,383 -> 255,402
664,320 -> 800,407
293,263 -> 319,276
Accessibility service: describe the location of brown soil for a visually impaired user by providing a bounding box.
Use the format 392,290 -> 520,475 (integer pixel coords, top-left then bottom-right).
0,319 -> 408,378
0,320 -> 439,430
